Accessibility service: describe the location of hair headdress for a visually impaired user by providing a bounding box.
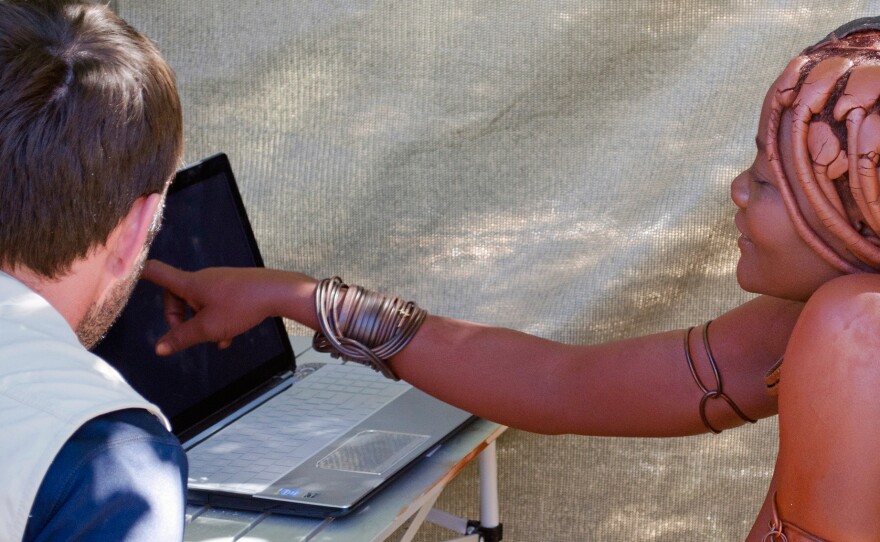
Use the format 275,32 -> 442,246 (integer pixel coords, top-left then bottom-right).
767,16 -> 880,272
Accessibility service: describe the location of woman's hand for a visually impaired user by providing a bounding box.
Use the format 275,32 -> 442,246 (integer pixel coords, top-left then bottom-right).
141,260 -> 316,356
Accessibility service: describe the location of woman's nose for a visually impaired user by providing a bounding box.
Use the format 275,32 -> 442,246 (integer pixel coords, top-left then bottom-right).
731,171 -> 749,209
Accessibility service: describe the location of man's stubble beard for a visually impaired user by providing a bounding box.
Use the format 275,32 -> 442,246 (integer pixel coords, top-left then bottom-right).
75,254 -> 145,349
76,196 -> 166,349
75,207 -> 163,349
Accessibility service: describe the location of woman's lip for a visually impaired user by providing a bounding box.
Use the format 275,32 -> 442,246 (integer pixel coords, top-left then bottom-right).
733,212 -> 751,243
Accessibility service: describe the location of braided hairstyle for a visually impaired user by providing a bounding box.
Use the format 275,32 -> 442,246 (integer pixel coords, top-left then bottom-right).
767,17 -> 880,273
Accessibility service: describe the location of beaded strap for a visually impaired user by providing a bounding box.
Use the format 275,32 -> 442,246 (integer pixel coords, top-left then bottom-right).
312,277 -> 427,380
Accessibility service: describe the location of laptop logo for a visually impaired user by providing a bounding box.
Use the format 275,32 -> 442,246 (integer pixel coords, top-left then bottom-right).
276,488 -> 320,499
275,488 -> 301,497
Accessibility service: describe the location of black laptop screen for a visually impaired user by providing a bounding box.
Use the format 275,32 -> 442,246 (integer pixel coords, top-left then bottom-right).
92,154 -> 294,437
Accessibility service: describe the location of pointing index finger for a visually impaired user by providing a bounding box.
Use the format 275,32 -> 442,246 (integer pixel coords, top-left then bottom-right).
142,259 -> 184,290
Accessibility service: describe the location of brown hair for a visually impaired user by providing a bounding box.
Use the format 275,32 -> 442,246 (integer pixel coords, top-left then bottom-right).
0,0 -> 183,277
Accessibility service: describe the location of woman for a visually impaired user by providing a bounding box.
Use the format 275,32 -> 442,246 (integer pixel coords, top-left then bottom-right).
143,18 -> 880,540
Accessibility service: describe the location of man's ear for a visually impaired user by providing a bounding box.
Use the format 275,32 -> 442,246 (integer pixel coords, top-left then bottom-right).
104,193 -> 164,279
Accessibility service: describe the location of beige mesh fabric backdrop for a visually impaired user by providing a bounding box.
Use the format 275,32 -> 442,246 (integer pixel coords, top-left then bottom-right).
117,2 -> 880,540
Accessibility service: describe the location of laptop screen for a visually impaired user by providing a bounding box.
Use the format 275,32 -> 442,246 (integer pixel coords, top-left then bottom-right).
92,153 -> 294,437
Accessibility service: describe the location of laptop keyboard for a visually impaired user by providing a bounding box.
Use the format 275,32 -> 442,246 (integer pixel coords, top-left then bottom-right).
186,363 -> 410,494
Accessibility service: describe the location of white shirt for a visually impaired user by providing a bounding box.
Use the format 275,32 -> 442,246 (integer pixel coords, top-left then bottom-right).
0,272 -> 168,541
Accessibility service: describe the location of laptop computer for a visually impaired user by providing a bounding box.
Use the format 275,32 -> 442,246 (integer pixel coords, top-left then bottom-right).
93,152 -> 474,518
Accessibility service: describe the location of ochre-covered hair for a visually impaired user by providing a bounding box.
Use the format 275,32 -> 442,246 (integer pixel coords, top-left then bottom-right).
767,17 -> 880,273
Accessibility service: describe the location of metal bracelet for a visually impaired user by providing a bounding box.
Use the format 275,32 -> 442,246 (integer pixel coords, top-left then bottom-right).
684,320 -> 756,434
312,277 -> 427,380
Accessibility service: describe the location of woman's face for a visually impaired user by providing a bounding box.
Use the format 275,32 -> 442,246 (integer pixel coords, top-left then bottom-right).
731,94 -> 856,301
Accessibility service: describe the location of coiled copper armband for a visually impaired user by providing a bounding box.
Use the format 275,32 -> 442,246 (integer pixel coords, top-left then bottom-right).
684,320 -> 756,434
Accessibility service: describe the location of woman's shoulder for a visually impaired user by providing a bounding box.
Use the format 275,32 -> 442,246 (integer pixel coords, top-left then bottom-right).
813,272 -> 880,295
801,273 -> 880,325
784,273 -> 880,379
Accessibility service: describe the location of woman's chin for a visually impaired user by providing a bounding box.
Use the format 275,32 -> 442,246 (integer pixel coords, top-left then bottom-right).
736,267 -> 821,302
736,265 -> 788,299
735,264 -> 760,294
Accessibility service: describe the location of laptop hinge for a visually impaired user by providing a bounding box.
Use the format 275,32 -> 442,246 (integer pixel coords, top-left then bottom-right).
182,371 -> 295,449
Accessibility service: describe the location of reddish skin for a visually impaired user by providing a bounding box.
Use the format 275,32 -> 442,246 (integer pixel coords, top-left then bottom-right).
770,274 -> 880,539
737,88 -> 880,540
733,109 -> 849,303
143,261 -> 799,438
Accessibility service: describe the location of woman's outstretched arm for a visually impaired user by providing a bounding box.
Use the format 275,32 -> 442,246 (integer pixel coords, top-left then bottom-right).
142,261 -> 802,437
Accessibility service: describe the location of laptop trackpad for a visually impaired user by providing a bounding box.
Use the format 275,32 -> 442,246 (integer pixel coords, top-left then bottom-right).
317,430 -> 429,475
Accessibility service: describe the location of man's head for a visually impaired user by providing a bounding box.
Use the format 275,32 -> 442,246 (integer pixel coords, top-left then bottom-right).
0,0 -> 183,279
